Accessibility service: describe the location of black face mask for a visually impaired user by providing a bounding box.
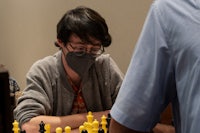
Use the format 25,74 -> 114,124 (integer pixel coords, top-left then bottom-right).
65,52 -> 95,78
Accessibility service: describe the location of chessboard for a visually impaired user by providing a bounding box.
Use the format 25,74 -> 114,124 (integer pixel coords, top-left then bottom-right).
12,111 -> 111,133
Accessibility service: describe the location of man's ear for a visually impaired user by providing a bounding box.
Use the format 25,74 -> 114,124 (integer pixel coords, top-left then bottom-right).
55,39 -> 65,48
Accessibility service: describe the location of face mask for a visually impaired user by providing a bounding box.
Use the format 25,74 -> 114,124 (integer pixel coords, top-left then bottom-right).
65,52 -> 95,78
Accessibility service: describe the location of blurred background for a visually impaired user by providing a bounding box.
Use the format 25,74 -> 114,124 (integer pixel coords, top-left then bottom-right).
0,0 -> 153,89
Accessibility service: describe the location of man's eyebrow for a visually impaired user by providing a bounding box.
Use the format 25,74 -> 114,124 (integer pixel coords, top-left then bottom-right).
91,42 -> 101,46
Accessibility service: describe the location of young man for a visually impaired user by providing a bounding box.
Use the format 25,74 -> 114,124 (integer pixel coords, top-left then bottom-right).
14,6 -> 123,132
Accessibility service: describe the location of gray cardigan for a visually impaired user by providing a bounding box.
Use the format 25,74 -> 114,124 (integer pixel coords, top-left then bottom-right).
14,51 -> 124,125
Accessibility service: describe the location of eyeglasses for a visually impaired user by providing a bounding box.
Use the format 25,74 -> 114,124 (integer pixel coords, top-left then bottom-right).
68,42 -> 104,57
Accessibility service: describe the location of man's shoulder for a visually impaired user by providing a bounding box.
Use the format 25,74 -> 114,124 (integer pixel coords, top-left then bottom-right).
29,51 -> 61,74
95,54 -> 112,67
153,0 -> 182,9
33,51 -> 60,66
96,54 -> 110,62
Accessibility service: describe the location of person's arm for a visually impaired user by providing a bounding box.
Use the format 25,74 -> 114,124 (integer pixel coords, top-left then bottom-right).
109,118 -> 175,133
21,110 -> 109,133
109,118 -> 148,133
152,123 -> 175,133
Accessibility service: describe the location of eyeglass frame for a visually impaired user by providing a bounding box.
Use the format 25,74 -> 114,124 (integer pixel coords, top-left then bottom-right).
67,41 -> 105,57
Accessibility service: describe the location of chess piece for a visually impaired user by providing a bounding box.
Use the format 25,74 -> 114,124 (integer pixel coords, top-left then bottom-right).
79,125 -> 85,133
106,113 -> 111,133
12,120 -> 20,133
92,119 -> 99,133
45,124 -> 50,133
101,115 -> 107,133
39,121 -> 46,133
87,111 -> 94,123
65,126 -> 71,133
56,127 -> 62,133
98,128 -> 105,133
81,129 -> 88,133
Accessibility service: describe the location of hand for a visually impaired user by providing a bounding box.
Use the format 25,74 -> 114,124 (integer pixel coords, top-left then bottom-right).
153,123 -> 175,133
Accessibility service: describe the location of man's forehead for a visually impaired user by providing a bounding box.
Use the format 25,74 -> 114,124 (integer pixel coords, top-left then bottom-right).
69,33 -> 101,45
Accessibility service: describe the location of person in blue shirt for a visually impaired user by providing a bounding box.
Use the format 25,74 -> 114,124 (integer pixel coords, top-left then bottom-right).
109,0 -> 200,133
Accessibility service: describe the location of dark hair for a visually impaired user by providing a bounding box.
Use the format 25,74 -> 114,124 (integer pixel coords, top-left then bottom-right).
56,6 -> 111,47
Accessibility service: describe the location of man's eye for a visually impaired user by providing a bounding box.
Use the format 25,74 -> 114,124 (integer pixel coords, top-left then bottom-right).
91,49 -> 99,52
75,47 -> 85,51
